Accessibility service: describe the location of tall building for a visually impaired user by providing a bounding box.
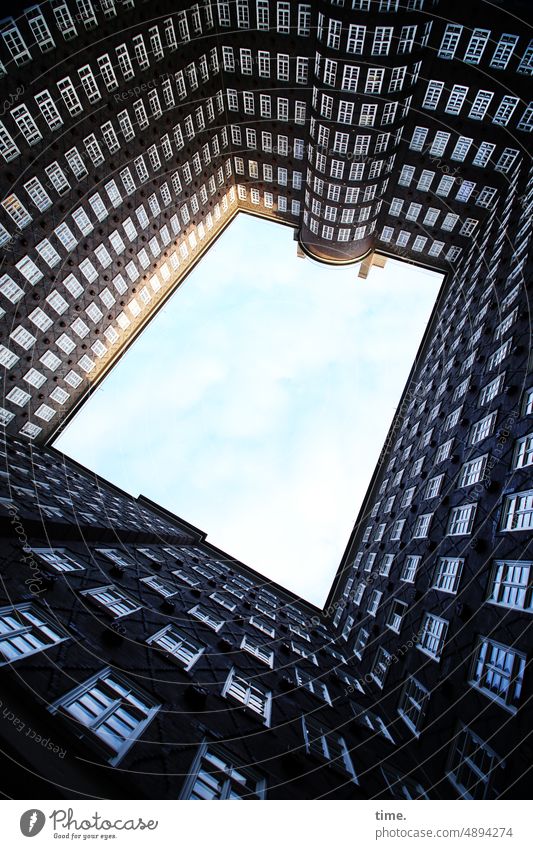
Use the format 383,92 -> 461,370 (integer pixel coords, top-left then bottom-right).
0,0 -> 531,799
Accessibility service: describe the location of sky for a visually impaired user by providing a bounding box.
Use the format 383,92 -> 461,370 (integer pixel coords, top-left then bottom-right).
54,215 -> 442,606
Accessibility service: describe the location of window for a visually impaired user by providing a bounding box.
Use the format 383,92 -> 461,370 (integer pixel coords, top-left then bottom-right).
386,595 -> 409,633
2,194 -> 32,228
372,26 -> 393,56
82,585 -> 140,618
291,641 -> 317,665
448,725 -> 502,799
448,504 -> 477,536
49,669 -> 160,766
433,557 -> 463,594
438,24 -> 463,59
413,513 -> 432,539
189,604 -> 224,631
459,455 -> 488,487
513,433 -> 533,469
425,475 -> 443,500
295,668 -> 331,704
470,412 -> 496,445
479,374 -> 505,406
241,635 -> 274,667
32,548 -> 85,572
276,1 -> 290,33
250,616 -> 275,637
418,613 -> 448,660
446,85 -> 468,115
490,34 -> 518,70
399,555 -> 419,584
464,28 -> 490,64
398,677 -> 429,735
435,439 -> 454,463
352,703 -> 394,742
371,647 -> 392,689
222,669 -> 271,724
487,561 -> 532,612
381,767 -> 428,800
390,519 -> 405,541
180,742 -> 266,799
141,575 -> 177,598
0,604 -> 68,665
469,90 -> 493,120
470,637 -> 525,712
501,490 -> 533,532
422,80 -> 444,110
301,717 -> 357,781
367,590 -> 382,617
379,554 -> 394,577
147,625 -> 204,670
210,592 -> 236,612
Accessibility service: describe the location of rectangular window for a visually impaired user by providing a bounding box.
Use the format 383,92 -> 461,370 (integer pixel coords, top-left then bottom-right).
490,34 -> 518,70
386,599 -> 408,634
0,603 -> 68,665
223,669 -> 271,724
438,24 -> 463,60
367,590 -> 382,617
479,374 -> 504,406
147,625 -> 204,670
371,646 -> 392,689
469,90 -> 493,120
487,561 -> 532,612
413,513 -> 432,539
277,2 -> 290,34
448,725 -> 500,799
82,585 -> 140,618
448,504 -> 477,536
470,412 -> 496,445
295,668 -> 331,703
372,26 -> 393,56
433,557 -> 464,594
459,455 -> 488,487
501,490 -> 533,532
418,613 -> 448,660
400,555 -> 420,583
470,638 -> 525,711
398,677 -> 429,735
302,717 -> 357,780
422,80 -> 444,110
513,432 -> 533,470
189,604 -> 224,631
180,742 -> 266,799
445,85 -> 468,115
49,669 -> 160,765
464,28 -> 490,64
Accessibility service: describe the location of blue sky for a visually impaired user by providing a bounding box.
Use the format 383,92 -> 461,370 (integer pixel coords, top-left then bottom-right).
54,215 -> 442,606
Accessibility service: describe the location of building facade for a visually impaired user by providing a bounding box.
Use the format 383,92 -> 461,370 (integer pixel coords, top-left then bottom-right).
0,0 -> 531,800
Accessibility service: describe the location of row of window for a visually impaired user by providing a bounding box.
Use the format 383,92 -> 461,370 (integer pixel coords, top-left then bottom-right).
422,80 -> 533,131
316,16 -> 431,56
361,486 -> 533,552
408,126 -> 519,174
2,602 -> 504,797
0,601 -> 337,730
352,557 -> 532,616
0,1 -> 210,69
437,25 -> 532,74
30,542 -> 312,627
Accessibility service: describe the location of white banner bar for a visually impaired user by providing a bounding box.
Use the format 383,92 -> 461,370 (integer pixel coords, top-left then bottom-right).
2,799 -> 529,848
